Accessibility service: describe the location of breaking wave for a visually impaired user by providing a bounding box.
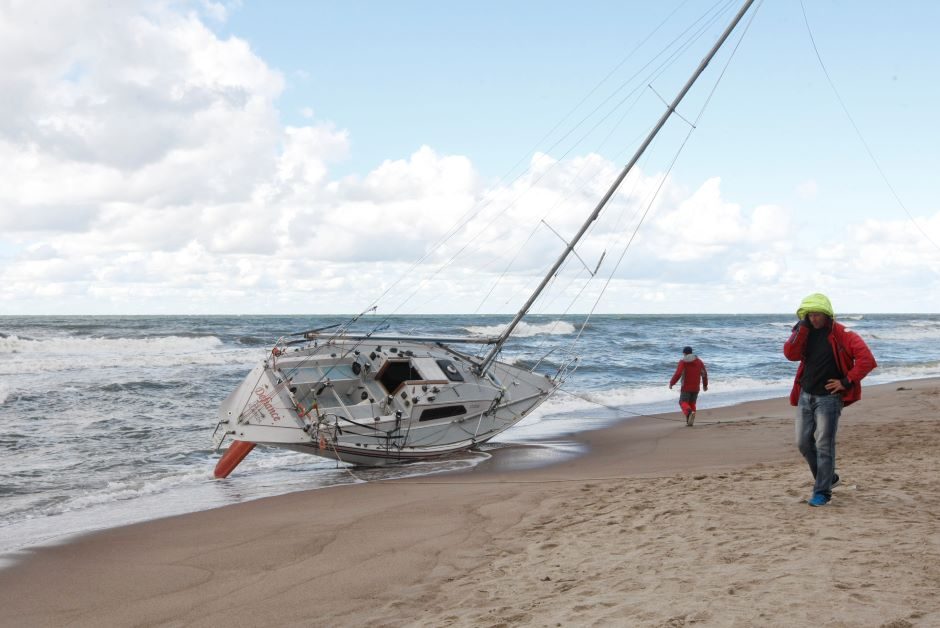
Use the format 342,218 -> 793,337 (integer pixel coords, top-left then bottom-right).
465,320 -> 576,337
0,334 -> 247,375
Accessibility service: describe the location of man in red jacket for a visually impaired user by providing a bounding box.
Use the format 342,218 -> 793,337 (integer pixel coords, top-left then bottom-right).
669,346 -> 708,426
783,293 -> 877,507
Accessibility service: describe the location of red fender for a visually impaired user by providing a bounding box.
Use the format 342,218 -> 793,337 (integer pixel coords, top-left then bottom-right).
214,440 -> 256,478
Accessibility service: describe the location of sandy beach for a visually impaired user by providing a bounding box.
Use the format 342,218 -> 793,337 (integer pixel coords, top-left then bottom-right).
1,378 -> 938,627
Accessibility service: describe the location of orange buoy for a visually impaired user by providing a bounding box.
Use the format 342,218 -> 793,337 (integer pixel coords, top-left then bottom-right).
214,440 -> 256,478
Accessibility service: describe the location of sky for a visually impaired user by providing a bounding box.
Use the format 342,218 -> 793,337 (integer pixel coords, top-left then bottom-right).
1,0 -> 939,316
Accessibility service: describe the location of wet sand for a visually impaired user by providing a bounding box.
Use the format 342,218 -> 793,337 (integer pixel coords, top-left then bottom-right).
1,379 -> 938,627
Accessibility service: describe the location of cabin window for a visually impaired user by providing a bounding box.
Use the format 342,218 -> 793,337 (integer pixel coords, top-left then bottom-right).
419,405 -> 468,422
378,360 -> 420,393
319,363 -> 356,379
284,364 -> 356,383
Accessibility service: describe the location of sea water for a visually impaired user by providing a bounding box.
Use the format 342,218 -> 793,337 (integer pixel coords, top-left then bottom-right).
1,313 -> 938,556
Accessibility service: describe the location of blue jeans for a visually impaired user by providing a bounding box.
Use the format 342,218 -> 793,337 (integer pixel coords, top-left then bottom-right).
796,391 -> 843,498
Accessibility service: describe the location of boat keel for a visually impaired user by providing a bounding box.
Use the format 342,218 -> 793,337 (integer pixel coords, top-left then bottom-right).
214,440 -> 256,478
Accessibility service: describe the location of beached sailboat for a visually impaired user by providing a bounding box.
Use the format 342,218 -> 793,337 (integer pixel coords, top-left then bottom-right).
212,0 -> 756,476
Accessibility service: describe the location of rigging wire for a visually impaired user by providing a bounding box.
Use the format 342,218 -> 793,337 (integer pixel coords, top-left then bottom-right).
562,0 -> 763,360
370,0 -> 739,321
459,3 -> 744,363
462,1 -> 740,322
355,2 -> 709,318
799,0 -> 940,254
455,1 -> 747,366
521,0 -> 739,189
494,0 -> 701,186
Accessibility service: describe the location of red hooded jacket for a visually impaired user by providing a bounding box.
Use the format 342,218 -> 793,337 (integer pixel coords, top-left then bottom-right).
783,320 -> 876,407
670,355 -> 708,392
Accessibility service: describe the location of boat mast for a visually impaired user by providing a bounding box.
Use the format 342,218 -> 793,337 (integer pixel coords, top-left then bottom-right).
478,0 -> 755,374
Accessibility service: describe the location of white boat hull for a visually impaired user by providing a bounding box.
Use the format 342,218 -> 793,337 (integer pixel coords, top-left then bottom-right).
214,336 -> 557,469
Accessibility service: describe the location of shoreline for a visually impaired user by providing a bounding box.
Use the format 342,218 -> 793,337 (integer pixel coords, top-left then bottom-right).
0,378 -> 781,559
2,377 -> 938,626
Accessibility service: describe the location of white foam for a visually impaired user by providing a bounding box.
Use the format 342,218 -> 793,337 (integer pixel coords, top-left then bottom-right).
698,376 -> 794,395
239,449 -> 332,472
552,377 -> 791,414
465,320 -> 576,337
867,322 -> 940,342
0,334 -> 224,355
869,362 -> 940,383
51,469 -> 212,514
0,335 -> 251,375
508,375 -> 798,440
497,354 -> 530,366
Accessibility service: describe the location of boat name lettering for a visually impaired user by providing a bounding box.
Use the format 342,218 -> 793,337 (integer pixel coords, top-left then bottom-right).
254,387 -> 282,422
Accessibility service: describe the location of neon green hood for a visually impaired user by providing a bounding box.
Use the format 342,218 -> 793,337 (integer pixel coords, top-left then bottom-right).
796,293 -> 834,320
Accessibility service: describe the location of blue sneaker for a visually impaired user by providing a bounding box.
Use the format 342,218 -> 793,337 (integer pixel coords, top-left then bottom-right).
831,474 -> 841,489
808,494 -> 830,507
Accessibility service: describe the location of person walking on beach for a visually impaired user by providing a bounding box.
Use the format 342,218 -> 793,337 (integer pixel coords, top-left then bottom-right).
669,346 -> 708,426
783,293 -> 877,507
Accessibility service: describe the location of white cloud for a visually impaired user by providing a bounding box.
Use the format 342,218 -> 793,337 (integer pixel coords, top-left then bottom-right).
0,0 -> 286,233
749,204 -> 790,241
646,177 -> 750,261
729,252 -> 786,284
